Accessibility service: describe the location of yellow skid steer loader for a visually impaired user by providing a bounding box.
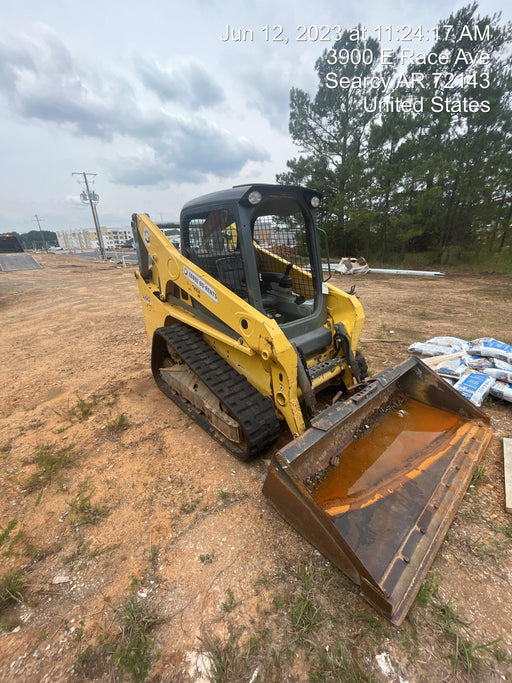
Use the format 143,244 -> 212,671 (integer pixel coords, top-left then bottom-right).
132,184 -> 492,624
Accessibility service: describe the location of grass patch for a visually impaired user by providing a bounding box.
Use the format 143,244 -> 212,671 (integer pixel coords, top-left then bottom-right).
105,392 -> 120,407
0,520 -> 39,559
290,593 -> 321,641
58,395 -> 98,423
288,565 -> 322,642
490,522 -> 512,541
199,630 -> 237,683
417,572 -> 439,608
310,639 -> 370,682
0,570 -> 25,612
200,561 -> 380,682
474,284 -> 512,301
64,536 -> 119,567
460,500 -> 484,523
418,583 -> 506,678
199,551 -> 215,564
470,464 -> 488,489
463,531 -> 511,565
89,543 -> 121,560
450,635 -> 503,678
221,588 -> 239,614
73,644 -> 96,677
150,544 -> 160,568
106,413 -> 130,432
68,480 -> 109,526
0,523 -> 40,560
64,535 -> 93,566
103,596 -> 164,682
200,622 -> 259,683
0,519 -> 18,550
218,489 -> 231,503
23,443 -> 80,494
180,499 -> 199,514
415,309 -> 438,320
356,612 -> 387,639
217,489 -> 247,505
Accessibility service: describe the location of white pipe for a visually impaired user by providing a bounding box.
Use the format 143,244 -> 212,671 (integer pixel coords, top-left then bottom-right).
322,263 -> 445,277
368,268 -> 445,277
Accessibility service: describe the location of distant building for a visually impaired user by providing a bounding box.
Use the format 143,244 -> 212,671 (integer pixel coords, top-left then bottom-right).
56,227 -> 132,251
56,230 -> 94,250
157,222 -> 180,240
104,228 -> 132,249
157,222 -> 181,249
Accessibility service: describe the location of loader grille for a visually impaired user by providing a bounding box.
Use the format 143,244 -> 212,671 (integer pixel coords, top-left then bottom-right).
184,211 -> 247,296
254,211 -> 315,300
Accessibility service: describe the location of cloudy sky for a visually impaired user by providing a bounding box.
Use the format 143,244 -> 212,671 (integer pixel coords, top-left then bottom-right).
1,0 -> 509,234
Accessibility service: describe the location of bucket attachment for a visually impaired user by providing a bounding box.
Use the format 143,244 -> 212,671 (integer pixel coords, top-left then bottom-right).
263,357 -> 493,625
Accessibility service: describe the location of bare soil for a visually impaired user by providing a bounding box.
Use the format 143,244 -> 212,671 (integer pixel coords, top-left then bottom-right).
0,253 -> 511,682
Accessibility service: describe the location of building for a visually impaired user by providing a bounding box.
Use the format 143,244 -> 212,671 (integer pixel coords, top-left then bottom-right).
56,227 -> 132,251
56,229 -> 94,250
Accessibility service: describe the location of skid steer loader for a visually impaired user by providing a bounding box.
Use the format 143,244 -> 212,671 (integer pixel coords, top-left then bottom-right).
132,184 -> 493,624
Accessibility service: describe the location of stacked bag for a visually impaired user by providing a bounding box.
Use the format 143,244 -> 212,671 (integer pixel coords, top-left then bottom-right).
408,337 -> 512,407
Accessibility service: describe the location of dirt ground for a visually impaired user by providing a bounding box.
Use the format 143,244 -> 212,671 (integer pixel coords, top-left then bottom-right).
0,253 -> 511,682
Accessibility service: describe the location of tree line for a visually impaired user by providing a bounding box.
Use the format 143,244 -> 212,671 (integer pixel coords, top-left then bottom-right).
277,3 -> 512,266
8,230 -> 59,250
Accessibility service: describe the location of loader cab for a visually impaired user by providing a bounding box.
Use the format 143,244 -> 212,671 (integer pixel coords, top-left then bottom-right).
180,184 -> 330,356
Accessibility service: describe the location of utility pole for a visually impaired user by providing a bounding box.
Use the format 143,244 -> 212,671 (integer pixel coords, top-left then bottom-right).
34,215 -> 48,251
72,172 -> 106,259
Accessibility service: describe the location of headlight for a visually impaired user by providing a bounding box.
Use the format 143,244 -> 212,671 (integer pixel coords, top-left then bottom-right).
311,196 -> 321,208
248,190 -> 262,205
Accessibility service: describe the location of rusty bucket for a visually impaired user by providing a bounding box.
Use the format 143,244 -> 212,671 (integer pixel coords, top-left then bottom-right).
263,357 -> 493,624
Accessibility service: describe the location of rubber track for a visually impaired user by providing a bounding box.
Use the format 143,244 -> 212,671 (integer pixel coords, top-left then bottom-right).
152,324 -> 281,460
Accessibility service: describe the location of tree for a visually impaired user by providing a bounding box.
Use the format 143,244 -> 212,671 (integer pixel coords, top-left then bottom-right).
398,3 -> 512,258
279,4 -> 512,264
278,28 -> 397,256
16,230 -> 58,250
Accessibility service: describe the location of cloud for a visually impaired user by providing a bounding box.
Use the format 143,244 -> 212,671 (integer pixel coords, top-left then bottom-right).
0,27 -> 132,140
135,56 -> 225,109
65,194 -> 86,206
229,54 -> 313,133
243,68 -> 291,132
0,26 -> 267,187
108,118 -> 268,186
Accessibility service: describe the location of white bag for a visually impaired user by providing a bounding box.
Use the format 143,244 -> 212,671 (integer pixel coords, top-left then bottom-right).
452,371 -> 495,407
483,368 -> 512,384
468,338 -> 512,364
489,380 -> 512,403
408,336 -> 468,356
